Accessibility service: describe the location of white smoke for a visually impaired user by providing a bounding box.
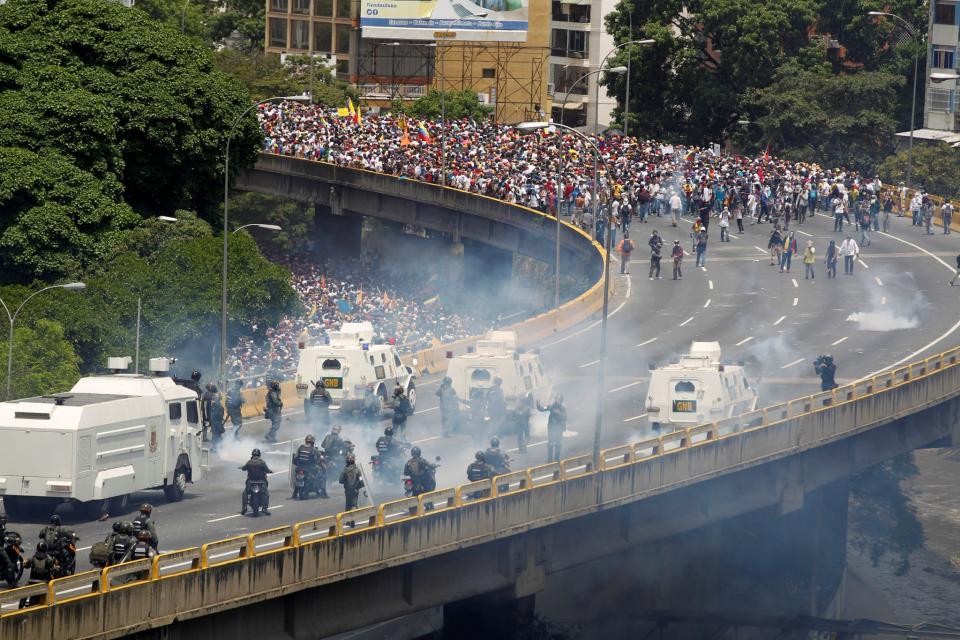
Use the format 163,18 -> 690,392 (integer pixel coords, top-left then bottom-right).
846,310 -> 919,331
845,270 -> 926,332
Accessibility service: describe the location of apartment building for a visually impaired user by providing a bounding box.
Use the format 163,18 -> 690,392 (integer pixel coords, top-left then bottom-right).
926,0 -> 960,132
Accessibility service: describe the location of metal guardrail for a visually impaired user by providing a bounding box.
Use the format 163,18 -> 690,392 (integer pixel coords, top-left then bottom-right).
5,347 -> 960,634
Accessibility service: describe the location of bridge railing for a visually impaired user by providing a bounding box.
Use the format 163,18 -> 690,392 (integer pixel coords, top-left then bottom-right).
6,341 -> 960,640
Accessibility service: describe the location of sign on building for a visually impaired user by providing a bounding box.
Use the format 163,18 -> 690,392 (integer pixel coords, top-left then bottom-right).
360,0 -> 528,42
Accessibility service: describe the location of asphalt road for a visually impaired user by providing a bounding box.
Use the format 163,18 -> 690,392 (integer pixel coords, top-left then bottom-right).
4,210 -> 960,580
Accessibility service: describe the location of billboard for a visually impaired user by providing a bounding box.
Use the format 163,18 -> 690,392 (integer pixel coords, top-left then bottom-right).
360,0 -> 528,42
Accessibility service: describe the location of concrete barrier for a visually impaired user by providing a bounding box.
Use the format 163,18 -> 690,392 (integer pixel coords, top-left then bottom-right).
418,486 -> 457,513
154,547 -> 202,578
102,559 -> 153,591
294,515 -> 338,545
250,525 -> 295,556
379,496 -> 421,525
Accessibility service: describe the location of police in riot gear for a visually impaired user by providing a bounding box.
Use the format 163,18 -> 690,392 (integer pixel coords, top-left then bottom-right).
512,392 -> 534,453
23,542 -> 57,588
292,435 -> 327,499
306,381 -> 332,429
264,381 -> 283,442
321,424 -> 348,472
339,453 -> 364,511
123,530 -> 157,563
207,384 -> 226,452
392,385 -> 413,438
436,376 -> 460,437
226,380 -> 246,438
814,355 -> 838,391
38,514 -> 63,553
467,451 -> 493,482
403,447 -> 437,497
486,377 -> 506,434
240,449 -> 273,515
537,395 -> 567,463
200,382 -> 216,442
109,523 -> 135,565
180,370 -> 203,397
132,503 -> 159,550
484,437 -> 511,475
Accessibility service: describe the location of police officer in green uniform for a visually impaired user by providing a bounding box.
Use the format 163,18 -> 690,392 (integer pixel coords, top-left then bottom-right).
226,380 -> 246,438
484,437 -> 511,475
436,377 -> 460,437
240,448 -> 273,515
207,385 -> 226,452
20,543 -> 57,607
306,381 -> 332,429
466,451 -> 493,482
339,453 -> 364,511
132,503 -> 159,551
264,381 -> 283,443
403,447 -> 437,497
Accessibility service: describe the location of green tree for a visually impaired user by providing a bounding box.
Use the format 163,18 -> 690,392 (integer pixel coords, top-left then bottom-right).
409,90 -> 492,121
747,62 -> 903,171
213,50 -> 357,106
0,320 -> 81,399
879,144 -> 960,201
229,192 -> 315,253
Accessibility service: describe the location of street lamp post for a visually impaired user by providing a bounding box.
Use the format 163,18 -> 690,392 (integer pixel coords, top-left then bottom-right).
436,13 -> 488,186
869,11 -> 920,194
1,282 -> 86,400
222,95 -> 308,392
516,121 -> 614,470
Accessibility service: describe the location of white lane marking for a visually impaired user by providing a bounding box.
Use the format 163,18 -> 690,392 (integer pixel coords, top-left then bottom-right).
207,504 -> 285,523
754,246 -> 768,255
542,319 -> 601,348
579,360 -> 600,368
791,278 -> 799,288
268,468 -> 288,476
875,277 -> 884,286
793,297 -> 799,306
795,229 -> 812,237
414,406 -> 438,415
679,317 -> 694,327
412,435 -> 442,444
609,380 -> 645,393
774,315 -> 786,326
700,266 -> 707,272
418,379 -> 441,386
881,296 -> 887,305
781,358 -> 805,369
506,440 -> 547,453
862,231 -> 960,377
623,413 -> 648,423
77,545 -> 92,552
708,280 -> 714,290
272,440 -> 292,446
736,336 -> 754,346
858,259 -> 869,269
703,299 -> 711,308
831,337 -> 848,346
636,338 -> 657,347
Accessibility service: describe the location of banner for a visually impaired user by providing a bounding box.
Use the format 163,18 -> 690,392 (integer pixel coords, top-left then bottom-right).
360,0 -> 528,42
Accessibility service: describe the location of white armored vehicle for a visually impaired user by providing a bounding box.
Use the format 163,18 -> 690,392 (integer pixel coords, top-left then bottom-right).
295,321 -> 416,415
644,342 -> 757,432
445,331 -> 552,411
0,357 -> 205,520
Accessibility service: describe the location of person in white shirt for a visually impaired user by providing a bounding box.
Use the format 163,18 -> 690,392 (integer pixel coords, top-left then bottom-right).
719,208 -> 731,241
669,191 -> 683,227
839,235 -> 860,275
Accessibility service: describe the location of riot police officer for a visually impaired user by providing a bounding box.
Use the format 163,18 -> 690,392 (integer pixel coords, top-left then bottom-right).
201,382 -> 216,442
226,380 -> 246,438
206,384 -> 226,452
38,514 -> 63,553
466,451 -> 493,482
537,395 -> 567,463
513,392 -> 534,453
109,522 -> 135,565
321,424 -> 348,473
486,377 -> 506,434
339,453 -> 364,511
375,426 -> 404,475
264,381 -> 283,442
122,530 -> 157,563
814,355 -> 838,391
392,385 -> 413,439
292,435 -> 327,499
306,381 -> 332,429
132,503 -> 159,550
181,370 -> 203,397
484,437 -> 511,475
21,542 -> 57,605
403,447 -> 437,497
240,448 -> 273,515
436,376 -> 460,437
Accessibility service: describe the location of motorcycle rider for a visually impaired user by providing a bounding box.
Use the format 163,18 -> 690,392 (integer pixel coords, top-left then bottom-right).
132,503 -> 159,551
206,384 -> 226,452
814,355 -> 838,391
321,424 -> 348,474
292,435 -> 327,499
392,384 -> 413,439
264,380 -> 283,443
403,447 -> 437,497
339,453 -> 364,511
466,451 -> 493,482
484,437 -> 511,475
375,426 -> 404,477
436,376 -> 460,437
537,395 -> 567,463
226,379 -> 246,438
240,448 -> 273,516
306,381 -> 332,429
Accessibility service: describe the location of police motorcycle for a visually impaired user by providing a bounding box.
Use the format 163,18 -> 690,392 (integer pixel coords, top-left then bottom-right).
324,439 -> 356,480
3,530 -> 24,587
245,481 -> 268,517
292,436 -> 325,500
402,457 -> 441,498
370,427 -> 407,484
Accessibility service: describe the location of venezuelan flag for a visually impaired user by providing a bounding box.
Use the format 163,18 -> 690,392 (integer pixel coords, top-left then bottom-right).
417,121 -> 432,143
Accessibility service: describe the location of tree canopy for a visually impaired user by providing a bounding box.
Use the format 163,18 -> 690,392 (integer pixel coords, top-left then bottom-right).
0,320 -> 82,399
401,89 -> 493,121
879,144 -> 960,201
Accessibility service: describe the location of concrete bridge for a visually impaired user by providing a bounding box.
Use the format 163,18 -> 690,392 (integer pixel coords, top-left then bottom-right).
3,309 -> 960,639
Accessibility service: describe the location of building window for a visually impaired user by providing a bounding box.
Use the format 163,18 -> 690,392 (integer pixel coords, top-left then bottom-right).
269,18 -> 288,48
336,0 -> 351,19
293,0 -> 310,13
335,23 -> 350,54
482,67 -> 495,78
271,0 -> 289,11
292,19 -> 309,48
314,21 -> 332,51
932,45 -> 956,70
314,0 -> 332,15
934,1 -> 957,25
928,88 -> 957,113
568,31 -> 587,57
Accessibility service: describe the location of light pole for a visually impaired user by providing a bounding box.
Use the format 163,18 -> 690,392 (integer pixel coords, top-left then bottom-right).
869,11 -> 921,194
234,223 -> 283,234
222,95 -> 308,393
516,121 -> 614,470
2,282 -> 86,400
436,13 -> 487,186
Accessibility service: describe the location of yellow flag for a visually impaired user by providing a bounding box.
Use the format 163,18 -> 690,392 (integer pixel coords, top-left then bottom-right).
347,98 -> 356,118
337,107 -> 349,117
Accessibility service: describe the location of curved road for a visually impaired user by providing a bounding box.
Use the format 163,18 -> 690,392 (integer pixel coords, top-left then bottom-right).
3,209 -> 960,580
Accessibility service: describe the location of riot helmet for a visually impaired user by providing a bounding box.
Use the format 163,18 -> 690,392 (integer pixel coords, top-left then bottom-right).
411,446 -> 421,458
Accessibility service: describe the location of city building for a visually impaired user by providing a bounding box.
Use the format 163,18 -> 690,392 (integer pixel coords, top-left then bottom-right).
925,0 -> 960,133
264,0 -> 551,123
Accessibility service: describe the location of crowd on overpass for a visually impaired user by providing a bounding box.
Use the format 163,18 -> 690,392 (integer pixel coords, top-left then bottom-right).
226,255 -> 491,386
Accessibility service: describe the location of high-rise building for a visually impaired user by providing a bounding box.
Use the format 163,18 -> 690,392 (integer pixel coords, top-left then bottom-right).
925,0 -> 960,133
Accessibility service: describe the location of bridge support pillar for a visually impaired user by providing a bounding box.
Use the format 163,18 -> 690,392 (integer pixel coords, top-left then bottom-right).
442,591 -> 536,639
312,203 -> 362,258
